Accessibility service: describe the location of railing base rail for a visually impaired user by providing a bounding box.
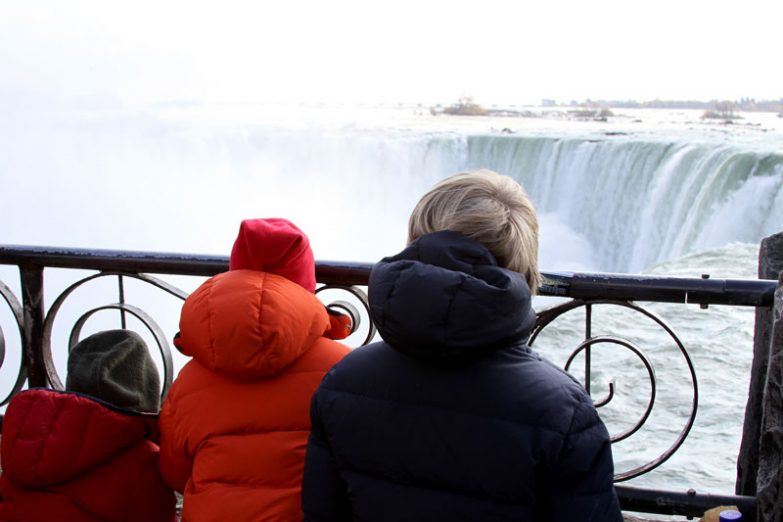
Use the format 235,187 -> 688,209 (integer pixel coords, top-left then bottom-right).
617,484 -> 757,520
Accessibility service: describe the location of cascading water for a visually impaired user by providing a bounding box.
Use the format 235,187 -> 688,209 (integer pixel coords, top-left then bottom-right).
465,135 -> 783,272
3,108 -> 781,274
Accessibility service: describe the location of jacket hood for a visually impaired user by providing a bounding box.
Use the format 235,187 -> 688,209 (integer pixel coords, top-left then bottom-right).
0,389 -> 156,488
175,269 -> 331,380
368,231 -> 536,358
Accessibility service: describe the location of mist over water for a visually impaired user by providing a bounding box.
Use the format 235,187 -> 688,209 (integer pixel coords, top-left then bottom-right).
1,104 -> 782,513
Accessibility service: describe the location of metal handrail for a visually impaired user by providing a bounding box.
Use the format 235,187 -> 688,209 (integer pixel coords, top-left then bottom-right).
1,244 -> 776,305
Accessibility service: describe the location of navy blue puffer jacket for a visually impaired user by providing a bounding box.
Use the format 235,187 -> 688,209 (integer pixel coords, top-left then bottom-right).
302,231 -> 622,521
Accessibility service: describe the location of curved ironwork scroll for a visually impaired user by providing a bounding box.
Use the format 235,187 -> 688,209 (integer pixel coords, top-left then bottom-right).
564,335 -> 656,443
41,271 -> 187,398
316,284 -> 377,346
0,280 -> 28,405
530,299 -> 698,482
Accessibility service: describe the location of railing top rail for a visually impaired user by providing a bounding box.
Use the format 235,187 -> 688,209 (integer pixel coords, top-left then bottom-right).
542,271 -> 777,307
0,244 -> 229,277
0,244 -> 777,307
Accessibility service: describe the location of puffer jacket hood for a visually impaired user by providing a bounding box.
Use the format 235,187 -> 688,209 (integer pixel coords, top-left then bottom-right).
175,269 -> 331,381
369,230 -> 536,358
1,389 -> 156,488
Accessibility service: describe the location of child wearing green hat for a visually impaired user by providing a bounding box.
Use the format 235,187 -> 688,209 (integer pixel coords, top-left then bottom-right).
0,329 -> 177,521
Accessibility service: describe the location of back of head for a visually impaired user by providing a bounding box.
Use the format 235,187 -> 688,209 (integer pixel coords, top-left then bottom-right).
229,217 -> 317,293
66,329 -> 161,413
408,169 -> 541,293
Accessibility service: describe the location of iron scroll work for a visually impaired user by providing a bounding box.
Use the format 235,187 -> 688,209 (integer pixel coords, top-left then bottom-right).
33,273 -> 375,400
0,247 -> 380,408
530,298 -> 698,482
39,272 -> 184,400
0,279 -> 26,405
0,246 -> 778,487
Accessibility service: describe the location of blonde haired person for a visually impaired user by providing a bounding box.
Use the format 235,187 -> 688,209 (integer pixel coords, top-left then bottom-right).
408,168 -> 541,291
302,170 -> 622,521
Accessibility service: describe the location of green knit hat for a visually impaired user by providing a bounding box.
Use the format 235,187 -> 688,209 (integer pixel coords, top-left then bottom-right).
65,329 -> 161,413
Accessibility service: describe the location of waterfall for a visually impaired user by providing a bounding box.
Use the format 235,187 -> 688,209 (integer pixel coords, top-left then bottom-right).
464,135 -> 783,272
2,107 -> 781,273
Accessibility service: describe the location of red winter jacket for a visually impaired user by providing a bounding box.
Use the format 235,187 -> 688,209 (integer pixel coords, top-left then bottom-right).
159,269 -> 350,522
0,389 -> 176,522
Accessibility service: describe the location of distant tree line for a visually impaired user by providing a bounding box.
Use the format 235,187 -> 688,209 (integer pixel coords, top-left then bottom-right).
555,98 -> 783,113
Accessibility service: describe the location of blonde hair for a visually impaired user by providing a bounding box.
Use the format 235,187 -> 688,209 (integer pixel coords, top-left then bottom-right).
408,169 -> 541,294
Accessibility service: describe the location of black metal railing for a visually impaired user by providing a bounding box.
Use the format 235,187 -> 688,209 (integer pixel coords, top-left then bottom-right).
1,244 -> 775,520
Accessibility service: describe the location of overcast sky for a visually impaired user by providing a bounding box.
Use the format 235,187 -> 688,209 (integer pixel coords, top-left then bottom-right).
1,0 -> 781,107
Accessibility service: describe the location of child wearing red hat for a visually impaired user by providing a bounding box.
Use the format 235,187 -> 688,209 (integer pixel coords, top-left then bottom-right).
159,218 -> 350,522
229,218 -> 353,340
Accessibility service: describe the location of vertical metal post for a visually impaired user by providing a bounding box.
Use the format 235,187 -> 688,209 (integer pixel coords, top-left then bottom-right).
19,264 -> 47,388
585,303 -> 593,395
118,274 -> 127,329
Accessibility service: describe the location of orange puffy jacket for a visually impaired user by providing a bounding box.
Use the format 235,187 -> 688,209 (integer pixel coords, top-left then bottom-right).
159,269 -> 350,522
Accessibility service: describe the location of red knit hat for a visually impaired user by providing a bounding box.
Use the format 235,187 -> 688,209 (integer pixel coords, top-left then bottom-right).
228,218 -> 352,340
229,218 -> 317,293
